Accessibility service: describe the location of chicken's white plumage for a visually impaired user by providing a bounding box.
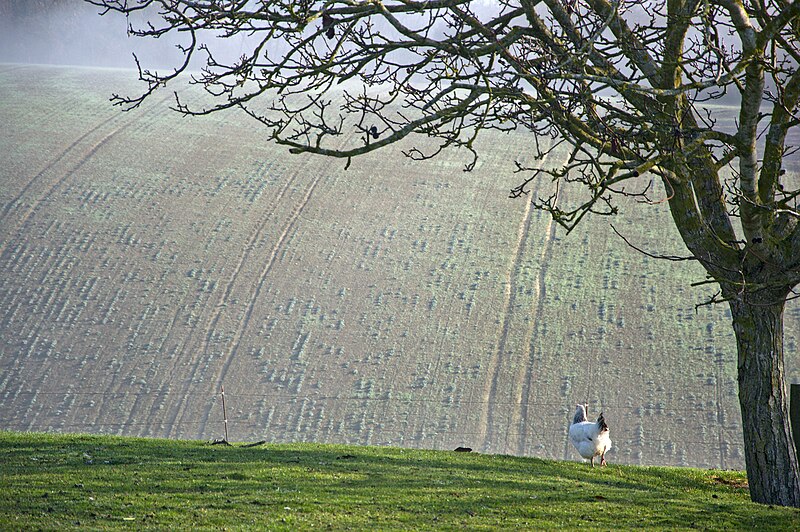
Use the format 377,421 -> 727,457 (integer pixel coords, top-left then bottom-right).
569,404 -> 611,466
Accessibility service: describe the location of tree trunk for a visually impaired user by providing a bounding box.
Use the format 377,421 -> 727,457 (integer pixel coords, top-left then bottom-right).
730,294 -> 800,507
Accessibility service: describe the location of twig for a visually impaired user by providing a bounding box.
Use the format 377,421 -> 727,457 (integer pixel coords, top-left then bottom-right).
610,223 -> 696,262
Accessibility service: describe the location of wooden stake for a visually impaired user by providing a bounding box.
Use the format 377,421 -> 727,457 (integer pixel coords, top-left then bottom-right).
221,386 -> 229,443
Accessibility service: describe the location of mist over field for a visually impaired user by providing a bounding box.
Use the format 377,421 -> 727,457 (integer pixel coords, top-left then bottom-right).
0,1 -> 250,69
0,1 -> 502,69
0,3 -> 799,471
0,2 -> 152,68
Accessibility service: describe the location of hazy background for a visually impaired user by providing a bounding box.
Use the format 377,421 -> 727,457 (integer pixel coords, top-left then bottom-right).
0,0 -> 229,69
0,1 -> 503,70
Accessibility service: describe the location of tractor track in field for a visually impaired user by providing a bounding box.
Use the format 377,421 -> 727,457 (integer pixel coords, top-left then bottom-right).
203,171 -> 325,429
478,150 -> 563,455
2,88 -> 182,437
167,165 -> 324,438
0,90 -> 176,435
0,92 -> 174,260
515,194 -> 559,456
479,189 -> 535,453
0,112 -> 122,224
66,97 -> 186,437
160,169 -> 301,438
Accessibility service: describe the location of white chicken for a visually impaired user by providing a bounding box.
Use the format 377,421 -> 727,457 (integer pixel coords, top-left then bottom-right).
569,404 -> 612,466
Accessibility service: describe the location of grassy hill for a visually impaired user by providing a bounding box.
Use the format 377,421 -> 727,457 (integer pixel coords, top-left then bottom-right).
1,431 -> 797,530
1,63 -> 799,469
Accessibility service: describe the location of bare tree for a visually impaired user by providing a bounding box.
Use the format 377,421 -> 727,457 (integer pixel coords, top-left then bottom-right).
88,0 -> 800,507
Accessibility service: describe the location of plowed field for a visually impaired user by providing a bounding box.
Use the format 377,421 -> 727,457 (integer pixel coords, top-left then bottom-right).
1,64 -> 798,468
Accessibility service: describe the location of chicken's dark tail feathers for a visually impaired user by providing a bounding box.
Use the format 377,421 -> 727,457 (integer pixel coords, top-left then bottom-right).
597,412 -> 608,432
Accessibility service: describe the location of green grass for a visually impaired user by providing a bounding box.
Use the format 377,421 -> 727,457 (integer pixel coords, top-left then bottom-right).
1,431 -> 797,530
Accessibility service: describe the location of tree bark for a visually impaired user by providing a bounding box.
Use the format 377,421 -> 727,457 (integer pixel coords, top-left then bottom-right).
730,293 -> 800,507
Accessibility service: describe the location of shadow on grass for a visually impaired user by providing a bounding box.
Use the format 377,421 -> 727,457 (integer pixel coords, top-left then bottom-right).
1,433 -> 796,530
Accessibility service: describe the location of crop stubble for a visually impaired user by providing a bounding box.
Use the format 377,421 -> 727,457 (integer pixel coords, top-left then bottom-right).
0,65 -> 798,469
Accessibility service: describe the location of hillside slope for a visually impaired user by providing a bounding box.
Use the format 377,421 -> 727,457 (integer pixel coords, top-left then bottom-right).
2,431 -> 798,530
1,64 -> 798,469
